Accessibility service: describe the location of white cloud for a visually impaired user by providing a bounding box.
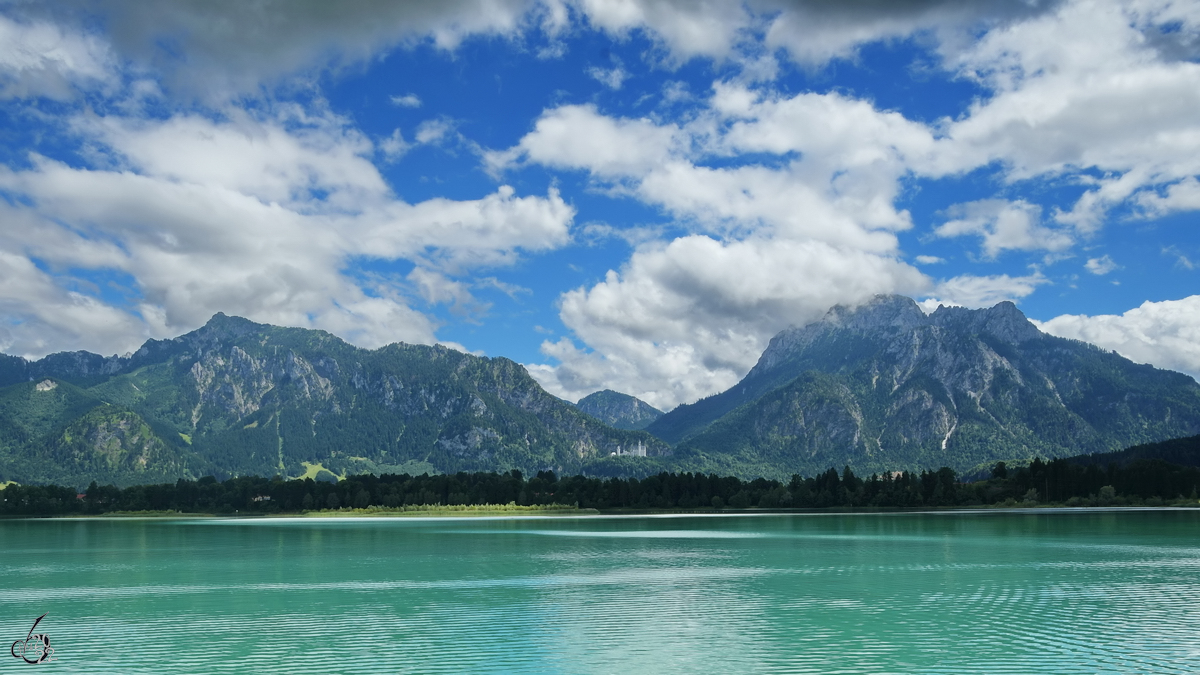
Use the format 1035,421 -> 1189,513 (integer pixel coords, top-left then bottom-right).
414,118 -> 455,145
915,255 -> 945,265
586,64 -> 628,89
407,267 -> 486,315
0,247 -> 147,358
1137,176 -> 1200,216
77,108 -> 388,209
489,2 -> 1200,408
1085,255 -> 1119,275
487,103 -> 682,178
660,80 -> 691,104
0,109 -> 574,357
528,235 -> 928,409
380,129 -> 411,161
498,86 -> 943,407
919,272 -> 1048,311
569,0 -> 1051,71
390,93 -> 422,108
1037,296 -> 1200,381
576,0 -> 751,64
934,199 -> 1073,258
362,185 -> 574,272
494,88 -> 933,248
940,0 -> 1200,230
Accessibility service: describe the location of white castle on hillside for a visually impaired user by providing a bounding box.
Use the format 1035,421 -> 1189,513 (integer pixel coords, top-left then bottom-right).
610,440 -> 647,457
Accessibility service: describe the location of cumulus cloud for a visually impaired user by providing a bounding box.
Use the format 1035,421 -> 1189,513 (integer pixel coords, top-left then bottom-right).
918,272 -> 1048,311
413,117 -> 456,145
940,0 -> 1200,230
1085,255 -> 1119,275
568,0 -> 1053,69
0,109 -> 574,357
934,199 -> 1073,258
494,86 -> 933,247
486,103 -> 682,178
1137,176 -> 1200,216
586,64 -> 628,89
0,247 -> 147,357
528,236 -> 928,409
492,1 -> 1200,408
379,129 -> 411,161
498,85 -> 944,407
576,0 -> 752,64
1037,296 -> 1200,381
77,108 -> 387,208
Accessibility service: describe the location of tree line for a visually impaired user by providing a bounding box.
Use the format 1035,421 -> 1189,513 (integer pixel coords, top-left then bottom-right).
1,456 -> 1198,516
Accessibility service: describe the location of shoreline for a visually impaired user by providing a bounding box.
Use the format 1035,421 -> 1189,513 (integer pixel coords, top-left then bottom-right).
15,502 -> 1200,520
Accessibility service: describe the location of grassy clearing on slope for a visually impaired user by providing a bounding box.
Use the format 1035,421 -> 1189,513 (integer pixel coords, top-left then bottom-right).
296,461 -> 341,482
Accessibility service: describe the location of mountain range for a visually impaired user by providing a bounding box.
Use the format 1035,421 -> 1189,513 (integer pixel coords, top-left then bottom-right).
0,314 -> 668,487
1,296 -> 1198,487
653,295 -> 1200,477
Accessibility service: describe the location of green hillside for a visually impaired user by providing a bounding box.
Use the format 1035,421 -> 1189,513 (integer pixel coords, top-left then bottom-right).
662,296 -> 1200,478
0,314 -> 668,487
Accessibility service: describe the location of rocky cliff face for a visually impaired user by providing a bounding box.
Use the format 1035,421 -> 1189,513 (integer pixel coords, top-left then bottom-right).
658,295 -> 1200,477
575,390 -> 663,430
0,314 -> 668,487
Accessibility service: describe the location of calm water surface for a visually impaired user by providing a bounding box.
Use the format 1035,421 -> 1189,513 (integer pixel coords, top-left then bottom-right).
2,510 -> 1199,674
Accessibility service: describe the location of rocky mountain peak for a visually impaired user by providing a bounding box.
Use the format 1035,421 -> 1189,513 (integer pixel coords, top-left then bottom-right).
755,295 -> 926,373
654,295 -> 1200,477
930,301 -> 1041,343
194,313 -> 265,341
822,294 -> 927,332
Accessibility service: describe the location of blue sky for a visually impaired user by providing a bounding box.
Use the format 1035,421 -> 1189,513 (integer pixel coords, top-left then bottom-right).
1,0 -> 1199,410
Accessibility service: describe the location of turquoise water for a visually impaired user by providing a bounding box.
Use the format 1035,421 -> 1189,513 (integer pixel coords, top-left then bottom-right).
2,510 -> 1199,674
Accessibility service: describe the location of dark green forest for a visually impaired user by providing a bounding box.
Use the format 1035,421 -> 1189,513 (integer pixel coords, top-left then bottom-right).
4,452 -> 1199,516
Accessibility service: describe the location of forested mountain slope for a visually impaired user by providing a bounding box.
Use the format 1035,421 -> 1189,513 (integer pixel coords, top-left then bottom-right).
0,314 -> 667,487
654,295 -> 1200,478
575,390 -> 663,430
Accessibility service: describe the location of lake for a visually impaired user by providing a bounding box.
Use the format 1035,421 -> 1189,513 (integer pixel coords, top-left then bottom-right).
2,510 -> 1199,673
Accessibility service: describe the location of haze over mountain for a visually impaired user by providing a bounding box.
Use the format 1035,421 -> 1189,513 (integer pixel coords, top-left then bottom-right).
653,296 -> 1200,478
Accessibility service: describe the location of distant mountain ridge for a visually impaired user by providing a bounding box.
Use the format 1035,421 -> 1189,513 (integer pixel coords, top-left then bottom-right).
0,314 -> 668,487
575,390 -> 663,430
652,295 -> 1200,478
